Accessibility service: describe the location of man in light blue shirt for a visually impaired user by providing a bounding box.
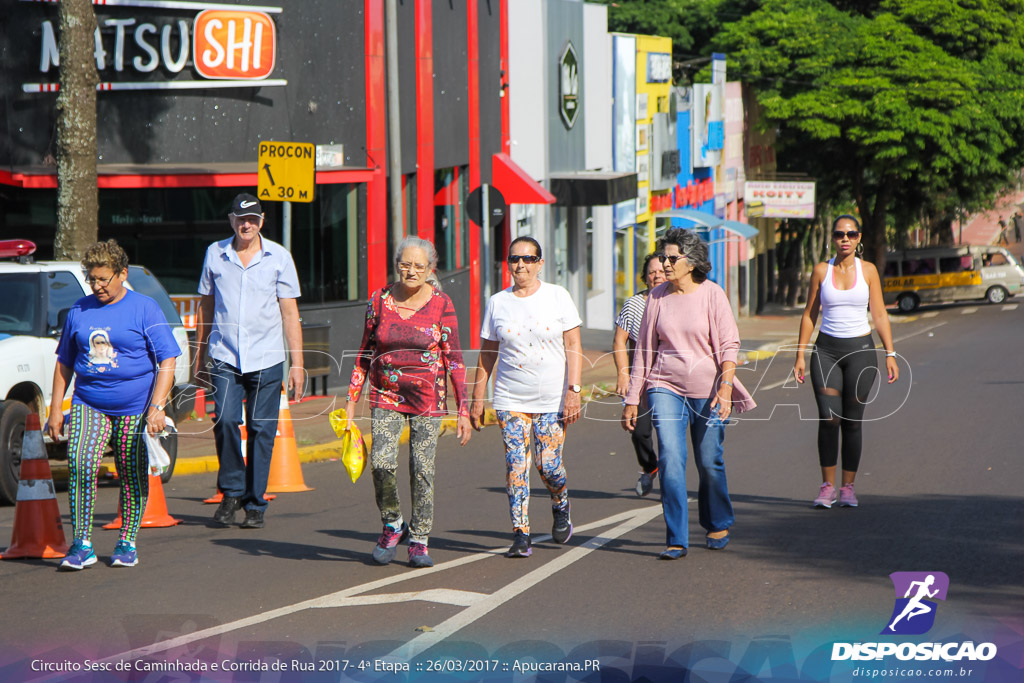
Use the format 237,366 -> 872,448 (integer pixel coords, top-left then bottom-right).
194,193 -> 305,530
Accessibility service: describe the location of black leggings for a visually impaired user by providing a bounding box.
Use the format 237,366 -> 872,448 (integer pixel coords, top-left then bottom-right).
809,332 -> 879,472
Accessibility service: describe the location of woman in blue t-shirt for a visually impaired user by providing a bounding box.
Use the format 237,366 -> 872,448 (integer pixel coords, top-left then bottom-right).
44,240 -> 180,571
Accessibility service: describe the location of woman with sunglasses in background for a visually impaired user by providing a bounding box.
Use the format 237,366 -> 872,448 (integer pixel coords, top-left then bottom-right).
613,251 -> 667,497
346,237 -> 472,569
793,215 -> 899,509
622,229 -> 755,559
471,236 -> 582,559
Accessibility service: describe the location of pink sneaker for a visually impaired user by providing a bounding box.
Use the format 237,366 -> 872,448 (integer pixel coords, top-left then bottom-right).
838,483 -> 859,507
813,482 -> 837,508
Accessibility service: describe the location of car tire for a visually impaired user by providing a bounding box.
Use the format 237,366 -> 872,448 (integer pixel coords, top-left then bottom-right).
159,425 -> 178,485
896,293 -> 919,313
0,401 -> 31,505
985,286 -> 1008,305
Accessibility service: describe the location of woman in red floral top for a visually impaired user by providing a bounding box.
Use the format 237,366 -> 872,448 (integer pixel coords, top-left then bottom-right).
345,237 -> 471,569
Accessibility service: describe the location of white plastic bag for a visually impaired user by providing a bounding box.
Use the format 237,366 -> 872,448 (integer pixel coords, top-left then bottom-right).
145,417 -> 176,476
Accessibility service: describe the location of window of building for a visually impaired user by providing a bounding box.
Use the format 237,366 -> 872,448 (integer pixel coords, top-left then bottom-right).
291,183 -> 360,303
434,166 -> 468,271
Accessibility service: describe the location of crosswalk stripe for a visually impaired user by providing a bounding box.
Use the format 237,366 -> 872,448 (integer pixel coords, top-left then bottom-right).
961,307 -> 978,314
1002,304 -> 1018,311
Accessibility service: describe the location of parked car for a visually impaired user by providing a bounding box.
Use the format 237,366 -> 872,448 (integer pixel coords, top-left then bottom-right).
883,245 -> 1024,312
0,239 -> 193,504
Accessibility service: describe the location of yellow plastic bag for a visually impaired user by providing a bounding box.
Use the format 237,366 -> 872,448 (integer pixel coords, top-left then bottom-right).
329,408 -> 366,483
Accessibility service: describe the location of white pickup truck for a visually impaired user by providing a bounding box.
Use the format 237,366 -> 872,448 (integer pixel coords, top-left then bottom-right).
0,240 -> 193,504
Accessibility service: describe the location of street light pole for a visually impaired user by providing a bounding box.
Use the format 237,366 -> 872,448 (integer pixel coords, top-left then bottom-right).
385,0 -> 404,245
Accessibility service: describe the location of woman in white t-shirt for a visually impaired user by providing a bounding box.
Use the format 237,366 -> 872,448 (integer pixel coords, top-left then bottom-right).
470,237 -> 583,559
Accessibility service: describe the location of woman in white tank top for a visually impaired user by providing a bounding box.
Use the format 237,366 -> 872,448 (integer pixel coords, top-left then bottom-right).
793,216 -> 900,509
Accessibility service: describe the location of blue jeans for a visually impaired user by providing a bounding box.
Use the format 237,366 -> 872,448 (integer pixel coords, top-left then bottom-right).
648,388 -> 733,548
210,360 -> 284,511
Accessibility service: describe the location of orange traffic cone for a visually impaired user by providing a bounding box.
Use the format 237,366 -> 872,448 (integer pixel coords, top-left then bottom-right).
104,474 -> 180,529
203,411 -> 275,503
1,414 -> 69,560
266,386 -> 313,493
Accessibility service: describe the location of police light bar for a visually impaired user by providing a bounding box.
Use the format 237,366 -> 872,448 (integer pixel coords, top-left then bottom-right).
0,239 -> 37,258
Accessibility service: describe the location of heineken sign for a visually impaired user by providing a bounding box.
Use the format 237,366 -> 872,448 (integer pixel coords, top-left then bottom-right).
559,41 -> 579,129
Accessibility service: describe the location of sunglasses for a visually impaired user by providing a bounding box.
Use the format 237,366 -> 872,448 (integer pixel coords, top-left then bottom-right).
508,254 -> 541,264
658,254 -> 687,265
833,230 -> 860,240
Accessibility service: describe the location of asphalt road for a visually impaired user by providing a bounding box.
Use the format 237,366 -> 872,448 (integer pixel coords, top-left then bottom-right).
1,301 -> 1022,682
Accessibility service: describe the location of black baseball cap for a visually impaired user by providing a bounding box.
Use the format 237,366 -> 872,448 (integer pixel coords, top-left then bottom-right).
231,193 -> 263,217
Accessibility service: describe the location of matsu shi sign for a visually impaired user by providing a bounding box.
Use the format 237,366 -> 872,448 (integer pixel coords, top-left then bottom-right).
22,0 -> 285,93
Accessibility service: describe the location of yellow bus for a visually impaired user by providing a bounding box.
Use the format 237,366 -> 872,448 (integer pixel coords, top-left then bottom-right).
883,246 -> 1024,312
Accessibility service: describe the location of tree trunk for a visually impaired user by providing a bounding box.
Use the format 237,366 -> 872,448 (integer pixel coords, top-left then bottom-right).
54,0 -> 100,261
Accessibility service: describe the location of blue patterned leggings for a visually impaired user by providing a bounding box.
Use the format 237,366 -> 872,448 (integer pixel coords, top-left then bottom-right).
67,404 -> 149,544
496,411 -> 569,535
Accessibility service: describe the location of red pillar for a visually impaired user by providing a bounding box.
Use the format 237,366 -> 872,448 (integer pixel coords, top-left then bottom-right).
499,0 -> 511,288
415,1 -> 434,239
365,0 -> 387,295
467,0 -> 482,346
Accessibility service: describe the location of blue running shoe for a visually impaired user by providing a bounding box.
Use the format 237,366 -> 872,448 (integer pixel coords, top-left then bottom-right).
371,522 -> 409,565
110,541 -> 138,567
60,540 -> 97,571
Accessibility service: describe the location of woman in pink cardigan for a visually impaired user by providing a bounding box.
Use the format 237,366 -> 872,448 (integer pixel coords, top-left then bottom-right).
621,229 -> 754,559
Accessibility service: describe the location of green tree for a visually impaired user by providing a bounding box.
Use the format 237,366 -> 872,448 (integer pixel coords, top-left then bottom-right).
714,0 -> 1024,266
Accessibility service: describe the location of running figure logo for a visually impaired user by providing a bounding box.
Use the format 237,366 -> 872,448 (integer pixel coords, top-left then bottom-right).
882,571 -> 950,635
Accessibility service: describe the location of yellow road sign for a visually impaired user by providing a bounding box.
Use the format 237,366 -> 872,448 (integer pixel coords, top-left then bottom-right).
258,141 -> 315,203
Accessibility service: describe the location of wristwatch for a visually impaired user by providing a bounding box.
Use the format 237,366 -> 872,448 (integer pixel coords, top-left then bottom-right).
569,384 -> 582,393
151,403 -> 166,412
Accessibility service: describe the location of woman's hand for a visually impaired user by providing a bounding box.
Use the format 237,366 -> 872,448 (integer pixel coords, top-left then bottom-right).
469,399 -> 485,431
621,404 -> 638,432
615,370 -> 630,397
146,406 -> 167,435
710,384 -> 733,422
886,355 -> 899,384
45,411 -> 64,442
456,415 -> 472,446
794,355 -> 806,384
343,399 -> 357,431
563,390 -> 582,426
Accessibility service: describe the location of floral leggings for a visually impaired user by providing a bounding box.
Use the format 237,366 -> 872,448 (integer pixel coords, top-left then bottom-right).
67,403 -> 149,544
496,411 -> 569,535
369,407 -> 442,546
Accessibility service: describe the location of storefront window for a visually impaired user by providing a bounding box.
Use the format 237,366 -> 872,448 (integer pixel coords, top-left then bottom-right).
0,185 -> 362,303
291,183 -> 360,303
433,166 -> 468,272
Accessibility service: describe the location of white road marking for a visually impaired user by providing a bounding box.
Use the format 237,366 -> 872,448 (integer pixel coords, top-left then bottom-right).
961,307 -> 978,314
755,322 -> 947,392
384,505 -> 664,663
1002,304 -> 1018,311
319,589 -> 488,608
922,311 -> 940,318
86,506 -> 663,671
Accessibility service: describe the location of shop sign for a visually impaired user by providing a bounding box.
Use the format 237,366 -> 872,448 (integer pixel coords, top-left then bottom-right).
672,178 -> 715,210
24,0 -> 284,93
647,52 -> 671,84
559,41 -> 580,129
744,180 -> 816,219
258,141 -> 315,203
650,192 -> 673,214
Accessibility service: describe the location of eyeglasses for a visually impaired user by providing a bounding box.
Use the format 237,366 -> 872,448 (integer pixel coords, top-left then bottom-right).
84,274 -> 117,287
507,254 -> 541,264
659,254 -> 687,265
833,230 -> 860,240
397,262 -> 428,273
